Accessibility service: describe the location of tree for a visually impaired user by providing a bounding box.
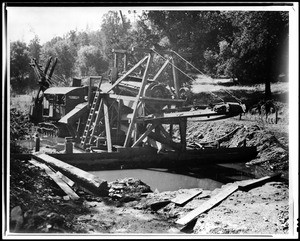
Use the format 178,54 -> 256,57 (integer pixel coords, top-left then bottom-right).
143,11 -> 230,85
219,11 -> 289,98
28,36 -> 42,89
100,11 -> 132,62
41,38 -> 76,85
144,11 -> 226,57
28,35 -> 42,62
143,10 -> 289,98
75,45 -> 109,76
10,41 -> 31,93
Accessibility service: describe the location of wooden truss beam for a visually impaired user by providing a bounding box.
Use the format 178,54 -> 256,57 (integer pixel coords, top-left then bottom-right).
131,123 -> 158,147
124,53 -> 154,147
107,55 -> 149,93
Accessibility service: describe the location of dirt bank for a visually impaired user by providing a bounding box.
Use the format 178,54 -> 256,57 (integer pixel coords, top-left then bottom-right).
185,116 -> 289,179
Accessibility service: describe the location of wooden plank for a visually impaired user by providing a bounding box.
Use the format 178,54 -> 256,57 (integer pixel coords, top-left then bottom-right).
238,173 -> 281,191
137,108 -> 237,123
11,153 -> 32,160
56,171 -> 75,187
171,189 -> 202,205
29,159 -> 46,169
103,98 -> 112,152
176,184 -> 238,226
29,159 -> 79,200
32,153 -> 108,195
149,200 -> 171,210
109,94 -> 184,104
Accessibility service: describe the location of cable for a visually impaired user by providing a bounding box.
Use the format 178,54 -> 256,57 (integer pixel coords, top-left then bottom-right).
171,50 -> 212,79
222,89 -> 242,104
170,50 -> 243,104
152,48 -> 225,103
152,48 -> 196,83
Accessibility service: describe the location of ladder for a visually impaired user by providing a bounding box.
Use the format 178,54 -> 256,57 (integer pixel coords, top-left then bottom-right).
81,77 -> 103,148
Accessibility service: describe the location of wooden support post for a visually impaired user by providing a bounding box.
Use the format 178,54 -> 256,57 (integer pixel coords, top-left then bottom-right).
103,97 -> 112,152
88,77 -> 93,107
107,55 -> 149,93
132,123 -> 158,147
179,118 -> 187,152
171,57 -> 179,98
116,99 -> 123,138
35,135 -> 40,152
133,123 -> 138,143
113,52 -> 118,68
124,53 -> 154,147
169,124 -> 173,139
65,137 -> 73,154
123,53 -> 127,72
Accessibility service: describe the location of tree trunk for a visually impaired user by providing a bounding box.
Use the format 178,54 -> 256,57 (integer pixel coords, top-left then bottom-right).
265,79 -> 272,99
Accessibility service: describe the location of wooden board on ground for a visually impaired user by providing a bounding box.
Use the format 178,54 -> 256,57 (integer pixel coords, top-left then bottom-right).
29,159 -> 79,200
56,171 -> 75,187
238,173 -> 282,191
176,184 -> 238,226
148,199 -> 171,210
171,189 -> 202,205
32,153 -> 108,196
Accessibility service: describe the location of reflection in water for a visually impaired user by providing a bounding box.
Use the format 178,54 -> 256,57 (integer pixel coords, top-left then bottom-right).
90,169 -> 223,192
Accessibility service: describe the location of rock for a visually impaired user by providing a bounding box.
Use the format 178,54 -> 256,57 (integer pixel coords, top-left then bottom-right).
10,206 -> 24,232
63,196 -> 70,201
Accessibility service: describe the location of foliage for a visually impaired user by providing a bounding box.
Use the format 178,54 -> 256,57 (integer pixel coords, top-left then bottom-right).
40,38 -> 76,85
27,36 -> 42,89
101,11 -> 132,62
9,10 -> 289,98
10,41 -> 31,94
219,11 -> 288,84
144,10 -> 289,97
75,45 -> 109,77
28,36 -> 42,62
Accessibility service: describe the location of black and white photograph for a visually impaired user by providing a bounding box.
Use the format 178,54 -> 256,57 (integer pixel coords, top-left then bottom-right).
2,2 -> 298,239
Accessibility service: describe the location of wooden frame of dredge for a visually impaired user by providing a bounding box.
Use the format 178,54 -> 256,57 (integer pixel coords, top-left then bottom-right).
24,47 -> 257,171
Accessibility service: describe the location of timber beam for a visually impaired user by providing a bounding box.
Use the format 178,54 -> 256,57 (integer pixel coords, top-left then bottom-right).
32,153 -> 109,196
44,146 -> 257,171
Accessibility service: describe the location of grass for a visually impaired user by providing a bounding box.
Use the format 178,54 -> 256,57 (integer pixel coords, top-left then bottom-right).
190,78 -> 288,108
10,95 -> 33,113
